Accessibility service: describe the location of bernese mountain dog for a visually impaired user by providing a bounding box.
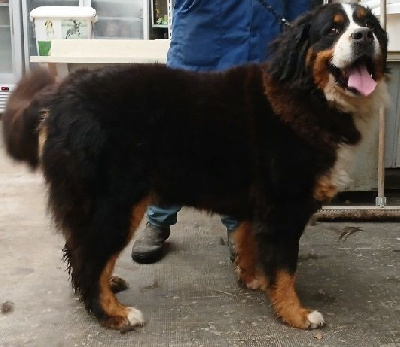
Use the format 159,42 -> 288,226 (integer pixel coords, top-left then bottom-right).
2,3 -> 389,331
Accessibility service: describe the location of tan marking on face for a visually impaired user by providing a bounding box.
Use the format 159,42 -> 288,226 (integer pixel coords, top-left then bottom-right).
313,49 -> 334,89
334,14 -> 345,24
314,173 -> 338,202
306,48 -> 314,67
266,270 -> 313,329
233,222 -> 267,290
356,7 -> 367,19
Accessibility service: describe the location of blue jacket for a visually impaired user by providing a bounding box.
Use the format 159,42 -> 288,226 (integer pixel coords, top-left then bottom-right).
167,0 -> 311,71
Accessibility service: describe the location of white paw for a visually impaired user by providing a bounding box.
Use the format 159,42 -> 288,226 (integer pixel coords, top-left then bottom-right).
127,307 -> 145,326
235,266 -> 242,276
307,310 -> 325,329
246,279 -> 262,290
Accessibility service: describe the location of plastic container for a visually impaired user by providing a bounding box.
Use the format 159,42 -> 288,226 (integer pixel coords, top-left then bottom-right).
30,6 -> 98,56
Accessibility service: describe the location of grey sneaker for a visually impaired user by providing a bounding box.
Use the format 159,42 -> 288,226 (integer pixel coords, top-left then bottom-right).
227,229 -> 237,262
131,222 -> 170,264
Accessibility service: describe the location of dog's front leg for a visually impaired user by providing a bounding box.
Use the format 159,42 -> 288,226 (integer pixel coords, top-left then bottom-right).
254,218 -> 325,330
233,222 -> 266,290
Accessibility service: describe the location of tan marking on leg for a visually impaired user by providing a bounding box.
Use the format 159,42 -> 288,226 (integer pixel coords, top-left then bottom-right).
98,255 -> 144,330
128,196 -> 151,240
314,173 -> 338,202
100,197 -> 151,313
99,255 -> 129,318
97,198 -> 151,330
267,270 -> 324,329
233,222 -> 267,290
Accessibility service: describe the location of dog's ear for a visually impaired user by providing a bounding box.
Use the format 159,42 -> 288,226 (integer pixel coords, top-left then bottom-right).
311,0 -> 323,9
267,12 -> 315,88
368,10 -> 389,74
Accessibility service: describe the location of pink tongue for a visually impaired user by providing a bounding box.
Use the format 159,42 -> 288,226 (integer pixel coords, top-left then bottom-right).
347,64 -> 377,96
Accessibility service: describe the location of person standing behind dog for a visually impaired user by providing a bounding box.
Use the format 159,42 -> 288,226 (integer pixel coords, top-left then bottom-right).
131,0 -> 317,264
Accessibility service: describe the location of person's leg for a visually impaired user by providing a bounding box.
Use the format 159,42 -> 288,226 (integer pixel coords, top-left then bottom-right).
131,205 -> 181,264
221,215 -> 239,232
221,215 -> 240,261
147,205 -> 181,227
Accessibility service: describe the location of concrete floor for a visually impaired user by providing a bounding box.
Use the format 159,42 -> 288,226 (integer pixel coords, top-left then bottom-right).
0,134 -> 400,347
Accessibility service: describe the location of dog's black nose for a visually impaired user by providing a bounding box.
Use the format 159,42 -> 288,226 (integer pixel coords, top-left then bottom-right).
351,27 -> 374,45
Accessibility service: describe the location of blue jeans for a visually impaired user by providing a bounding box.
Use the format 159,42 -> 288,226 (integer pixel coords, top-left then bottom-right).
147,205 -> 239,232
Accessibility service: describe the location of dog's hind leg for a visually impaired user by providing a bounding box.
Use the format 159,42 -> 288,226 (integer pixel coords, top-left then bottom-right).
63,196 -> 150,331
255,211 -> 325,330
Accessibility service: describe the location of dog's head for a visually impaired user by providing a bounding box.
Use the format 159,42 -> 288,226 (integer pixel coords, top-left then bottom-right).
267,3 -> 388,104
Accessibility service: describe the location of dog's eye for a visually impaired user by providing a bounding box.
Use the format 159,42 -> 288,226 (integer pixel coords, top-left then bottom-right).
328,26 -> 340,35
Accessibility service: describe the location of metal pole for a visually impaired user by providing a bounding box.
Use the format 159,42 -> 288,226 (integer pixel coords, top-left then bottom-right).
376,0 -> 387,207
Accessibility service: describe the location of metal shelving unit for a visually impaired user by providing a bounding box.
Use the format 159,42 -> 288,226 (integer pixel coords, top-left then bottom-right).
150,0 -> 172,38
0,0 -> 23,112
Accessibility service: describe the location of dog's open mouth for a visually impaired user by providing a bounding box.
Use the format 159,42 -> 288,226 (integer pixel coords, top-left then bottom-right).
329,56 -> 377,96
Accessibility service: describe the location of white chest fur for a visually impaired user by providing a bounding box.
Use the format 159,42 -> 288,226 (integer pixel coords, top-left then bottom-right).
328,81 -> 389,191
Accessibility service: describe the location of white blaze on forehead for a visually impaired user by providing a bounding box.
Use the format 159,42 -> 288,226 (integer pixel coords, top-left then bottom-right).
342,3 -> 356,26
331,4 -> 361,68
330,4 -> 380,69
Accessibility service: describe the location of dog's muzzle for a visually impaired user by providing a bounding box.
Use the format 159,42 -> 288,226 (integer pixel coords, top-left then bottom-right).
351,27 -> 373,46
329,28 -> 378,96
351,27 -> 375,58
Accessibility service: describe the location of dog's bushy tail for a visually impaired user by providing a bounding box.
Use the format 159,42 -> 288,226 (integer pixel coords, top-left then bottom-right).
2,68 -> 57,169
